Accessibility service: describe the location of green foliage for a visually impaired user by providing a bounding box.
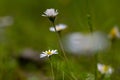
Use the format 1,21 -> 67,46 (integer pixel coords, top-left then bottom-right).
0,0 -> 120,80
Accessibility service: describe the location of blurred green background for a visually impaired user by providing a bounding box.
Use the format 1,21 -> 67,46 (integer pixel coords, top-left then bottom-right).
0,0 -> 120,80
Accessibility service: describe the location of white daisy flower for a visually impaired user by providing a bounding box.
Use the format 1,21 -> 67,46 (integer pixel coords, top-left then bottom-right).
40,50 -> 58,58
42,8 -> 58,17
49,24 -> 67,32
63,32 -> 110,54
0,16 -> 13,27
108,26 -> 120,39
97,63 -> 113,75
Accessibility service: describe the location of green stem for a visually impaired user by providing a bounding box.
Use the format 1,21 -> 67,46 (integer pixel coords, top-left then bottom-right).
87,14 -> 93,33
52,22 -> 68,62
86,0 -> 93,33
99,74 -> 105,80
86,0 -> 98,80
48,57 -> 55,80
95,53 -> 98,80
62,71 -> 65,80
52,22 -> 74,79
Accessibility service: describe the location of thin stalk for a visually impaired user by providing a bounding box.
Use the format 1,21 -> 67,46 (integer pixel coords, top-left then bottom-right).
99,74 -> 105,80
94,46 -> 98,79
51,21 -> 74,79
62,71 -> 65,80
86,0 -> 98,80
48,58 -> 55,80
87,14 -> 93,33
51,22 -> 68,61
86,0 -> 93,33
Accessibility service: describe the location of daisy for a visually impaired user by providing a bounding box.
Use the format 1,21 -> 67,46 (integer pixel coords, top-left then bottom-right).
40,49 -> 58,58
49,24 -> 67,32
108,26 -> 120,39
42,8 -> 58,17
97,63 -> 113,75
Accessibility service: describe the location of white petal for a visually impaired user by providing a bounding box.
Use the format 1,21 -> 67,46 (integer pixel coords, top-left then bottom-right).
52,50 -> 58,54
54,51 -> 58,54
108,67 -> 113,74
57,24 -> 67,29
54,52 -> 58,54
49,24 -> 67,32
49,27 -> 56,32
40,54 -> 47,58
42,14 -> 47,17
116,32 -> 120,38
42,8 -> 58,17
97,63 -> 103,72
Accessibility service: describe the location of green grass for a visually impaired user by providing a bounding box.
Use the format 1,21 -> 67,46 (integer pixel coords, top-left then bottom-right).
0,0 -> 120,80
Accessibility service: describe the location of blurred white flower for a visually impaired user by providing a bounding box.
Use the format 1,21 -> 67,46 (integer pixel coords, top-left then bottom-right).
49,24 -> 67,32
42,8 -> 58,17
0,16 -> 13,27
97,63 -> 113,75
20,48 -> 41,61
108,26 -> 120,39
40,50 -> 58,58
63,31 -> 111,54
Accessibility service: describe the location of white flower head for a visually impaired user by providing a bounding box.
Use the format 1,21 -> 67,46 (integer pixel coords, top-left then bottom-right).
108,26 -> 120,39
97,63 -> 113,75
63,32 -> 110,54
42,8 -> 58,17
40,49 -> 58,58
49,24 -> 67,32
0,16 -> 13,27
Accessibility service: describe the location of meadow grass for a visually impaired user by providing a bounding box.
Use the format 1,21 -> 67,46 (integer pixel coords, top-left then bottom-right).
0,0 -> 120,80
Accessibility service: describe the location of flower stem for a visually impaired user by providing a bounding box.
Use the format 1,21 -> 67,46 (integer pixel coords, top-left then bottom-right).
48,57 -> 55,80
62,71 -> 65,80
99,74 -> 105,80
95,53 -> 98,80
51,22 -> 68,62
86,0 -> 98,80
87,14 -> 93,33
86,0 -> 93,33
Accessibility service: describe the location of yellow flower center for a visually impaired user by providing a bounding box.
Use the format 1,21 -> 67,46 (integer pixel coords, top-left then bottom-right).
103,65 -> 109,72
109,28 -> 117,38
47,51 -> 52,55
